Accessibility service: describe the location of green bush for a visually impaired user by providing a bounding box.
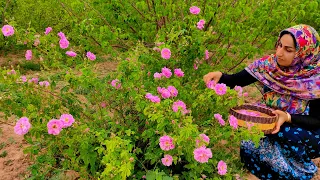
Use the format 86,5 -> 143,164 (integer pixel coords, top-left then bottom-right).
1,0 -> 319,179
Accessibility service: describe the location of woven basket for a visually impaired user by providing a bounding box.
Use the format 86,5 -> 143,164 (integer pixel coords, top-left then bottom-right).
229,104 -> 278,134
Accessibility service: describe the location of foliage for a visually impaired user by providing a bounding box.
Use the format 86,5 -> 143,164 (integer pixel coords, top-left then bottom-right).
1,0 -> 319,179
2,0 -> 319,67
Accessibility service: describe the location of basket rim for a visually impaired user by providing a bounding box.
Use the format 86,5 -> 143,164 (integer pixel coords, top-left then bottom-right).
229,104 -> 278,124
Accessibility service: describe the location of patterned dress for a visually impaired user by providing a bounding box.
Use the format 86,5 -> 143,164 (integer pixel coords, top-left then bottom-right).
240,87 -> 320,180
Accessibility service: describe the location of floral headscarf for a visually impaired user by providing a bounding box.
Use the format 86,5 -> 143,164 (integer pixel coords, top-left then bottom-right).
245,24 -> 320,100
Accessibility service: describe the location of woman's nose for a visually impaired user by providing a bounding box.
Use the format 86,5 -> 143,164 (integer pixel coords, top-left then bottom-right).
276,47 -> 283,57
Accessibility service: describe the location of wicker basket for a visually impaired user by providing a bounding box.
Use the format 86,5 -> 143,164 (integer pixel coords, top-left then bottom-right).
229,104 -> 278,134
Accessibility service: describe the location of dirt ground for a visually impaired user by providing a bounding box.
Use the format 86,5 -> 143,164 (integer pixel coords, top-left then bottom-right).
0,122 -> 31,180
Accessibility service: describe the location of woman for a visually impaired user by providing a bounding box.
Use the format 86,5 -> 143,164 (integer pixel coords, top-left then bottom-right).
203,24 -> 320,179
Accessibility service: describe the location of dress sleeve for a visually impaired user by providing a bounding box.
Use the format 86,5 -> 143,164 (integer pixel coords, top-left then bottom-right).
219,69 -> 257,88
290,99 -> 320,129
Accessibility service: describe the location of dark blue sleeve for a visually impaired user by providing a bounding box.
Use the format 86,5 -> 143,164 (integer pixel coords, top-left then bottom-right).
219,69 -> 257,88
291,100 -> 320,130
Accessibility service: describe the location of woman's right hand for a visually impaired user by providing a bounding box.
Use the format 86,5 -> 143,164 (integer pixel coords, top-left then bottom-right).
203,71 -> 222,84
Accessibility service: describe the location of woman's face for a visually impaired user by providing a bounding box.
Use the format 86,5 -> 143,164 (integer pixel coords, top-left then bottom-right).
276,34 -> 296,67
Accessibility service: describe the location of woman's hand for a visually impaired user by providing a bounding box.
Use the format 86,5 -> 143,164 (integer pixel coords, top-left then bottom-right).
271,110 -> 291,134
203,71 -> 222,84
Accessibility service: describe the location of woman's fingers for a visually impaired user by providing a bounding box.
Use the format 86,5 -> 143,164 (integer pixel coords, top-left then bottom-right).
271,110 -> 284,134
271,110 -> 279,134
203,73 -> 213,84
203,72 -> 222,84
271,123 -> 280,134
272,110 -> 281,115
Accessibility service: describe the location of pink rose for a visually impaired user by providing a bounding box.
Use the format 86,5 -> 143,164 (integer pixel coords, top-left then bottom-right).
205,50 -> 209,60
14,117 -> 31,135
21,76 -> 27,83
159,135 -> 175,151
174,68 -> 184,77
228,115 -> 238,129
167,86 -> 178,97
60,114 -> 75,128
111,79 -> 121,89
86,51 -> 96,61
45,27 -> 52,35
161,48 -> 171,60
161,88 -> 171,99
66,51 -> 77,57
2,25 -> 14,36
193,147 -> 212,163
161,154 -> 173,166
197,19 -> 205,30
217,160 -> 227,175
214,83 -> 227,95
154,72 -> 162,79
59,38 -> 69,49
214,113 -> 225,126
206,80 -> 216,89
39,81 -> 50,87
25,50 -> 32,60
58,32 -> 66,39
47,119 -> 63,135
161,67 -> 172,78
189,6 -> 200,15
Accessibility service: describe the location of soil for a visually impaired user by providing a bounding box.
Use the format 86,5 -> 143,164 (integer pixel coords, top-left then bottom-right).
0,122 -> 31,180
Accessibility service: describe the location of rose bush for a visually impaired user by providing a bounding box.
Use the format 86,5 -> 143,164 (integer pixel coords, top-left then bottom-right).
0,25 -> 263,180
1,1 -> 319,179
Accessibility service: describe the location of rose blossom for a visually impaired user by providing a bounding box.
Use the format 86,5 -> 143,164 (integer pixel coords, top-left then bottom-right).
161,154 -> 173,166
60,114 -> 75,128
45,27 -> 52,35
159,135 -> 175,151
174,68 -> 184,77
189,6 -> 200,15
57,32 -> 66,39
59,38 -> 69,49
206,80 -> 216,89
214,113 -> 225,126
193,146 -> 212,163
161,67 -> 172,78
25,50 -> 32,60
205,50 -> 209,60
167,86 -> 178,97
217,160 -> 227,175
111,79 -> 121,89
66,51 -> 77,57
86,51 -> 96,61
197,19 -> 205,30
229,115 -> 238,129
2,25 -> 14,36
39,81 -> 50,87
154,72 -> 162,79
214,83 -> 227,95
161,48 -> 171,59
14,117 -> 31,135
47,119 -> 63,135
172,100 -> 189,114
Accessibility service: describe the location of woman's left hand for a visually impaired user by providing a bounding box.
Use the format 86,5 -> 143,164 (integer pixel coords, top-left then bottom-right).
271,110 -> 291,134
